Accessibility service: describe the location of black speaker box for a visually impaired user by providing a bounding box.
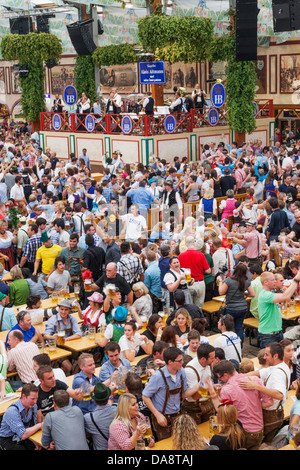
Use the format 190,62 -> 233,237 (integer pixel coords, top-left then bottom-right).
9,16 -> 33,35
67,20 -> 97,56
273,0 -> 300,32
236,0 -> 257,61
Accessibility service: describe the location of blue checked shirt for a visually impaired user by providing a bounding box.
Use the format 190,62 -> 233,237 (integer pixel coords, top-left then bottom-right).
22,234 -> 42,263
102,187 -> 114,203
0,399 -> 37,440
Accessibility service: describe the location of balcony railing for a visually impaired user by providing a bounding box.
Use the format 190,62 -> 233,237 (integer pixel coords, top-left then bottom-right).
40,99 -> 273,136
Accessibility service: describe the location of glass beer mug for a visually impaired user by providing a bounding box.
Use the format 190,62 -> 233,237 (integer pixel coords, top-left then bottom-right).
48,338 -> 57,354
84,279 -> 92,292
88,325 -> 96,341
57,330 -> 65,346
185,268 -> 191,283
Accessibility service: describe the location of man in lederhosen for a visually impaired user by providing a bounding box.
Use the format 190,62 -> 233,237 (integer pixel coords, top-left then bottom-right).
142,347 -> 198,441
181,343 -> 216,424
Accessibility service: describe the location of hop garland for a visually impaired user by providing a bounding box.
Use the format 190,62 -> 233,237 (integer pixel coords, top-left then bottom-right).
7,202 -> 20,229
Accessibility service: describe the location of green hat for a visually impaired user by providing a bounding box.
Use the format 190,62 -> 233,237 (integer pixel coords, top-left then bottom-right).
0,292 -> 7,301
91,383 -> 111,402
40,232 -> 50,243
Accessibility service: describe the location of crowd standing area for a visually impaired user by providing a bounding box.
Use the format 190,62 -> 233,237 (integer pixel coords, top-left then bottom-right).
1,120 -> 300,453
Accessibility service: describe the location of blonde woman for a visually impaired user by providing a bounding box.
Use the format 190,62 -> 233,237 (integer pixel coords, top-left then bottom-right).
108,393 -> 155,450
0,220 -> 17,269
265,245 -> 282,272
9,265 -> 30,306
172,413 -> 207,450
209,400 -> 245,450
50,201 -> 65,224
198,187 -> 218,217
180,216 -> 197,240
170,307 -> 192,348
66,185 -> 81,208
132,281 -> 153,319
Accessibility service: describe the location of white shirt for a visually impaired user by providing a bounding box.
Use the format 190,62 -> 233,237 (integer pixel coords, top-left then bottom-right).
169,97 -> 182,111
119,332 -> 145,360
121,213 -> 147,241
164,268 -> 187,289
82,306 -> 106,328
161,191 -> 183,211
212,248 -> 235,277
184,356 -> 212,402
258,362 -> 290,410
200,179 -> 212,197
282,156 -> 294,169
113,93 -> 122,108
10,184 -> 25,200
58,230 -> 70,247
214,331 -> 242,362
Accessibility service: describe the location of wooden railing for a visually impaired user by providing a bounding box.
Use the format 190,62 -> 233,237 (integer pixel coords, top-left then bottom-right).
40,100 -> 273,136
146,193 -> 248,233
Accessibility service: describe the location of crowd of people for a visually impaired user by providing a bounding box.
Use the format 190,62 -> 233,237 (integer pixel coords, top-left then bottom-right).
1,120 -> 300,451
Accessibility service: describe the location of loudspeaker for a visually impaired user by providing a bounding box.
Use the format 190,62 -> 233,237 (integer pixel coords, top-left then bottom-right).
36,14 -> 54,34
272,0 -> 300,32
236,0 -> 257,61
9,16 -> 33,35
98,19 -> 104,35
67,20 -> 97,56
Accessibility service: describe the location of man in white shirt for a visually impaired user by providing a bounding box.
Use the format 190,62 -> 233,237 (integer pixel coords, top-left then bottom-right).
281,154 -> 294,170
112,88 -> 122,110
192,84 -> 206,112
169,92 -> 183,113
214,314 -> 242,363
120,204 -> 147,242
212,237 -> 235,278
7,330 -> 40,386
10,175 -> 26,204
181,343 -> 216,424
54,219 -> 70,248
239,342 -> 290,443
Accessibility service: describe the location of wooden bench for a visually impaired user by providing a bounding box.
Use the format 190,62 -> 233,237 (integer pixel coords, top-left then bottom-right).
243,317 -> 260,347
202,300 -> 222,332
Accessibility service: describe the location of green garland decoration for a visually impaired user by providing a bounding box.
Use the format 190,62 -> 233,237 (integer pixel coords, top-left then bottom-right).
0,32 -> 62,122
8,202 -> 20,229
19,60 -> 46,123
93,43 -> 138,68
74,55 -> 97,104
138,15 -> 214,64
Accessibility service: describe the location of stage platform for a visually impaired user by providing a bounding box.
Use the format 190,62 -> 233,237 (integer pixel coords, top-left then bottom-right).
39,103 -> 274,166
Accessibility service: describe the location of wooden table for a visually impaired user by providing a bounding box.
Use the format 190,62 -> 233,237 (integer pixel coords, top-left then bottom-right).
29,429 -> 44,447
60,333 -> 101,353
213,295 -> 300,322
280,444 -> 295,450
91,173 -> 104,183
12,293 -> 78,315
131,354 -> 148,366
284,389 -> 296,421
213,295 -> 252,303
207,333 -> 221,345
0,392 -> 21,416
42,346 -> 72,362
